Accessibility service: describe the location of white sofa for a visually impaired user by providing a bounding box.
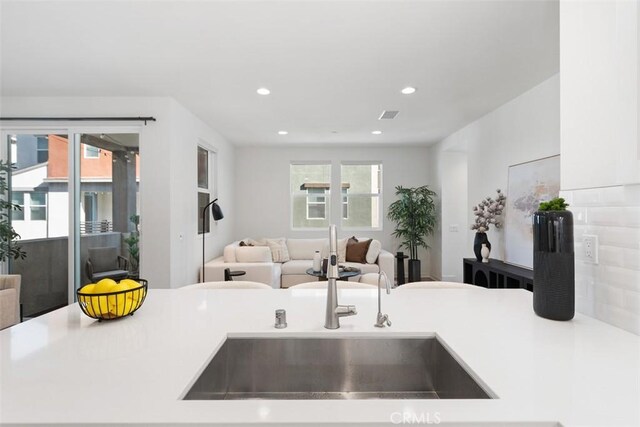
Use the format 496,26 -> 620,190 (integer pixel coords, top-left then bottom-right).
203,238 -> 394,289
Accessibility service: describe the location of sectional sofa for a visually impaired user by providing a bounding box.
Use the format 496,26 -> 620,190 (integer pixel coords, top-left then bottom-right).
203,238 -> 394,289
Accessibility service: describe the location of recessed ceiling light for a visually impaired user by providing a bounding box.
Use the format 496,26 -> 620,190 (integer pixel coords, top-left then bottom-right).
257,87 -> 271,95
278,131 -> 288,135
401,87 -> 417,95
372,130 -> 383,135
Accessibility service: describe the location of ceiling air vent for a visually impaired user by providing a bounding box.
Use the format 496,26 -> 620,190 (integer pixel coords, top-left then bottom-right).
379,110 -> 399,120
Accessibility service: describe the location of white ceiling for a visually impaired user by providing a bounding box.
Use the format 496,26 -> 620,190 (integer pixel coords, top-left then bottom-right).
0,0 -> 559,146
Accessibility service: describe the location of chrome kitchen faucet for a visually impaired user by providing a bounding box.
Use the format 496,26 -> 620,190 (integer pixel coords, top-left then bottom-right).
324,225 -> 357,329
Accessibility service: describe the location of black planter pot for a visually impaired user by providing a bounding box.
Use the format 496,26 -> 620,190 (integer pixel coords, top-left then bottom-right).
473,233 -> 491,262
533,211 -> 575,321
408,259 -> 421,283
395,252 -> 409,285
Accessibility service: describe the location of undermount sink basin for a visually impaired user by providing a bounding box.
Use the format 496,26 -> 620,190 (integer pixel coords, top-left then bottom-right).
183,337 -> 494,400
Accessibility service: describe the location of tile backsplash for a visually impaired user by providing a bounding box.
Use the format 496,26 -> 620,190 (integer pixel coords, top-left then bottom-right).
560,185 -> 640,335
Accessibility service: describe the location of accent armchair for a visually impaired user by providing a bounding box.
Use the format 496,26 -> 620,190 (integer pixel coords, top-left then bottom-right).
0,274 -> 21,330
86,246 -> 129,283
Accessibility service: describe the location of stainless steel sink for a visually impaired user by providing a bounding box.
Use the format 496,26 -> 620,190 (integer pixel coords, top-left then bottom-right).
183,337 -> 493,400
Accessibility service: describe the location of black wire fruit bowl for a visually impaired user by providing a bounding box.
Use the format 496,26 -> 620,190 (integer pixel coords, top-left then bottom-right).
77,279 -> 148,321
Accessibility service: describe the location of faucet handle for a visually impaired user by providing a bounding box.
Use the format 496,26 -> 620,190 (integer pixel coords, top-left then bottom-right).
374,313 -> 391,328
336,304 -> 357,316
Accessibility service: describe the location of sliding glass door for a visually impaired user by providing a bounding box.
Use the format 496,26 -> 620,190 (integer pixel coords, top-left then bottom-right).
6,132 -> 71,317
2,128 -> 141,319
79,133 -> 140,288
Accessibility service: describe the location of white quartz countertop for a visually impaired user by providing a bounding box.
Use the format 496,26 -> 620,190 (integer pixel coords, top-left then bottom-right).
1,287 -> 639,427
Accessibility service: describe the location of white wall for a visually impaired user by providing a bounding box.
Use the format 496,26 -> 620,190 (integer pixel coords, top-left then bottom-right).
560,0 -> 640,335
234,146 -> 433,277
440,151 -> 468,282
430,74 -> 560,280
168,100 -> 236,287
0,96 -> 235,289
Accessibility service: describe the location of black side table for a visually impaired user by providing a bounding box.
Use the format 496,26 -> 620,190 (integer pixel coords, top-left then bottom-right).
224,268 -> 246,281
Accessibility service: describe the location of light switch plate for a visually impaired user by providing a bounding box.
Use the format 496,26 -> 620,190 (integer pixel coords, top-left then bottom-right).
449,225 -> 459,232
583,234 -> 598,264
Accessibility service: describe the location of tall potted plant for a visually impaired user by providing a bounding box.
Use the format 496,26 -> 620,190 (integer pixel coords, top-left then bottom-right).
533,197 -> 574,321
388,185 -> 437,283
0,161 -> 26,262
123,214 -> 140,277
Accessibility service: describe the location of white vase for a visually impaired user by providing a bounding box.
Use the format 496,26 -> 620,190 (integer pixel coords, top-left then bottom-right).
312,251 -> 322,272
481,243 -> 490,263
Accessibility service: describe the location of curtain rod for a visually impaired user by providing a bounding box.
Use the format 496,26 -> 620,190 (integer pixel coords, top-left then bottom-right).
0,116 -> 156,125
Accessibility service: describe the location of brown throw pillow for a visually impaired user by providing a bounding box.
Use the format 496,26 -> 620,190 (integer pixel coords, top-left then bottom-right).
346,237 -> 372,264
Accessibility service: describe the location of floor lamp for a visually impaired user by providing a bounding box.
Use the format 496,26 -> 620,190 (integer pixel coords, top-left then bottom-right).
202,198 -> 224,283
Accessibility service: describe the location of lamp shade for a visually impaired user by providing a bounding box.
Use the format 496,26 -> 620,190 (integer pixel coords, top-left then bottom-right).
211,201 -> 224,221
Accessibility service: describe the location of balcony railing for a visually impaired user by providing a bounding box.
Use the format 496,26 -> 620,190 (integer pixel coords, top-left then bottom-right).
80,220 -> 113,234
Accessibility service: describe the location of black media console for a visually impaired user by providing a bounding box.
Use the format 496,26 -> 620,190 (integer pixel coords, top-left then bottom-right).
463,258 -> 533,291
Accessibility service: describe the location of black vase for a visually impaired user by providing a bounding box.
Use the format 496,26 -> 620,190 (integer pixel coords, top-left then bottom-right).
533,211 -> 575,321
473,233 -> 491,262
408,259 -> 421,283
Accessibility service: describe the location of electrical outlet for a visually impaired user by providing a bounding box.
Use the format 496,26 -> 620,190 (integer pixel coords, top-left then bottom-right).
449,224 -> 459,232
583,234 -> 598,264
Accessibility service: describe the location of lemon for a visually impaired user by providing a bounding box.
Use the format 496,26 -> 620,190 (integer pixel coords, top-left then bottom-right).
78,284 -> 99,316
94,278 -> 117,293
119,279 -> 139,288
108,283 -> 132,316
92,279 -> 116,315
79,284 -> 96,294
78,294 -> 97,317
119,279 -> 145,307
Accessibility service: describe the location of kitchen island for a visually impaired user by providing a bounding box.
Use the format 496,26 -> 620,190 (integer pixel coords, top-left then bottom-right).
1,288 -> 639,426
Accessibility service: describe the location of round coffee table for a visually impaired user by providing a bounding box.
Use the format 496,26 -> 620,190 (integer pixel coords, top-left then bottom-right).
306,267 -> 361,281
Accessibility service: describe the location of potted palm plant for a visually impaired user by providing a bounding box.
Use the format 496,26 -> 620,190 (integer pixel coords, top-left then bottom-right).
0,161 -> 26,262
123,214 -> 140,277
388,185 -> 437,283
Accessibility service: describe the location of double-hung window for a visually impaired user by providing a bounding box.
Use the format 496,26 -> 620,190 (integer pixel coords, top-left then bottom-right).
197,145 -> 215,234
290,163 -> 331,229
340,162 -> 382,230
306,187 -> 327,219
342,187 -> 349,219
36,137 -> 48,163
9,191 -> 46,221
11,191 -> 25,221
29,191 -> 47,221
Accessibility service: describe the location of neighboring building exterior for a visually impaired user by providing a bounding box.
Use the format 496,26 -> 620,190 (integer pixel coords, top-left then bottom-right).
290,163 -> 381,230
10,134 -> 139,240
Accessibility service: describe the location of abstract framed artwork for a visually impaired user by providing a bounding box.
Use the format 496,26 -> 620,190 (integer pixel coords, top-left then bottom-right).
504,155 -> 560,269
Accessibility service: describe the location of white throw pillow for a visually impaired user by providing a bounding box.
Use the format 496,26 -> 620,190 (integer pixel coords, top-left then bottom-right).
265,238 -> 291,263
321,238 -> 348,263
366,239 -> 382,264
236,246 -> 272,263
